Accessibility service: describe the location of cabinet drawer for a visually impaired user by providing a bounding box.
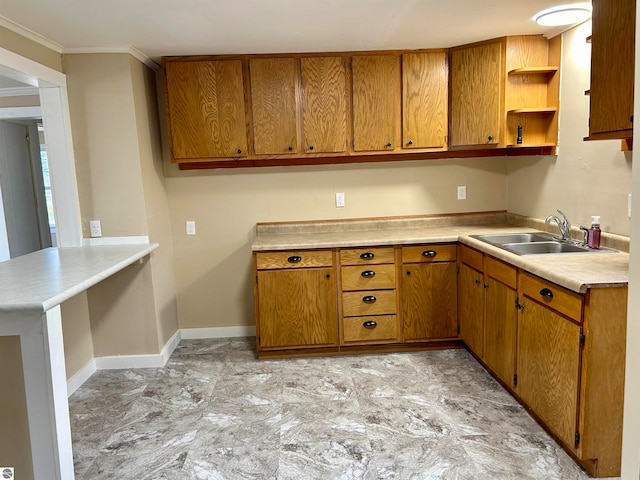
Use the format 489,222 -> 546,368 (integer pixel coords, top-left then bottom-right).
256,250 -> 333,270
520,273 -> 583,322
459,245 -> 483,271
342,290 -> 397,316
340,247 -> 395,265
341,264 -> 396,291
342,315 -> 399,344
402,244 -> 457,263
485,256 -> 517,289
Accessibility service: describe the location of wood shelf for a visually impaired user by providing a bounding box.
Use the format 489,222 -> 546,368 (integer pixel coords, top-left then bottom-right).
507,108 -> 557,114
508,66 -> 559,75
507,142 -> 556,148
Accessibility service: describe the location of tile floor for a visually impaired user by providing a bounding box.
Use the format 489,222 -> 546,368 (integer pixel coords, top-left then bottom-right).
69,337 -> 607,479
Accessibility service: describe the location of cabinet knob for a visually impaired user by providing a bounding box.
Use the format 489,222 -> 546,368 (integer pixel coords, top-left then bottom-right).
360,252 -> 375,260
487,135 -> 493,142
237,149 -> 242,154
475,279 -> 481,285
361,270 -> 376,277
288,145 -> 293,151
422,250 -> 437,257
539,288 -> 554,299
407,140 -> 413,145
309,145 -> 314,151
287,255 -> 302,263
386,142 -> 392,147
362,295 -> 377,303
363,320 -> 378,329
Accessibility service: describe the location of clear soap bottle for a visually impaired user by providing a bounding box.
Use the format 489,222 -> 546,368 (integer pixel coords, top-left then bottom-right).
588,216 -> 601,249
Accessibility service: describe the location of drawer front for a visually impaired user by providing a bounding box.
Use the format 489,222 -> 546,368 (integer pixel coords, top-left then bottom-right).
341,264 -> 396,291
342,315 -> 399,344
485,256 -> 517,289
256,250 -> 333,270
459,244 -> 483,271
342,290 -> 397,316
402,244 -> 457,264
520,272 -> 583,322
340,247 -> 395,265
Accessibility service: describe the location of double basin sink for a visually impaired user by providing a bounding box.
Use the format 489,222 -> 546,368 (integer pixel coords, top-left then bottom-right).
471,232 -> 614,255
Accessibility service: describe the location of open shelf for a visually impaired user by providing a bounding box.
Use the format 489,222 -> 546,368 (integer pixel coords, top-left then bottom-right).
508,66 -> 559,75
508,108 -> 557,114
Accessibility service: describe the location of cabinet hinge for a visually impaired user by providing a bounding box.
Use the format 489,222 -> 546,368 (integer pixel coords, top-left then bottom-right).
483,283 -> 489,289
256,274 -> 258,284
513,374 -> 518,386
579,333 -> 585,347
457,324 -> 460,335
350,60 -> 354,70
258,335 -> 261,345
515,297 -> 524,310
456,264 -> 459,274
574,432 -> 581,448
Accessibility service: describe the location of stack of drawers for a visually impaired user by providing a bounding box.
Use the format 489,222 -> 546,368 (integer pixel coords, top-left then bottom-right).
339,247 -> 399,345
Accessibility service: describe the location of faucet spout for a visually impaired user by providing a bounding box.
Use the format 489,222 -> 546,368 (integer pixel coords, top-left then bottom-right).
545,210 -> 571,241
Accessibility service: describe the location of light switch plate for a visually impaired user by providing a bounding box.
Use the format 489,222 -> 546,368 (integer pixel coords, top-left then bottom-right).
186,221 -> 196,235
336,192 -> 345,208
457,185 -> 467,200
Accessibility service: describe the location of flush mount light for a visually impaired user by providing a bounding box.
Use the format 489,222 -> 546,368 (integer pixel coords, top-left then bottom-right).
534,3 -> 592,26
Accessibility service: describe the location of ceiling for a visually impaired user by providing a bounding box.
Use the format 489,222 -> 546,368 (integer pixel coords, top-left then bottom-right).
0,0 -> 589,63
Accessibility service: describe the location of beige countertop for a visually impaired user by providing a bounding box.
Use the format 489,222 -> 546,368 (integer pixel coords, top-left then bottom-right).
251,214 -> 629,293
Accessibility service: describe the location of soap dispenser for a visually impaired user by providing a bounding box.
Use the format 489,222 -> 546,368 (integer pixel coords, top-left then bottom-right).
588,216 -> 601,249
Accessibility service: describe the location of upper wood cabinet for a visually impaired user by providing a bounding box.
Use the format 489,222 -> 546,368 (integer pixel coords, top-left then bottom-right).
402,52 -> 448,149
300,56 -> 349,153
588,0 -> 635,140
352,54 -> 400,151
249,58 -> 299,155
449,41 -> 502,147
163,59 -> 248,161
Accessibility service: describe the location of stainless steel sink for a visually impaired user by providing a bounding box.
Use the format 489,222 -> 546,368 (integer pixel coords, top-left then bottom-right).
471,232 -> 615,255
502,241 -> 591,255
474,232 -> 555,245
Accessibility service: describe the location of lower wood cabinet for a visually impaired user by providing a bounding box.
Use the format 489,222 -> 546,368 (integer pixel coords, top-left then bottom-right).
401,244 -> 457,341
457,245 -> 484,356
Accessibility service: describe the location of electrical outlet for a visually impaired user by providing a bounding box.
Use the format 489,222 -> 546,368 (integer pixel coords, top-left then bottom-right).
89,220 -> 102,238
336,192 -> 345,208
457,185 -> 467,200
186,221 -> 196,235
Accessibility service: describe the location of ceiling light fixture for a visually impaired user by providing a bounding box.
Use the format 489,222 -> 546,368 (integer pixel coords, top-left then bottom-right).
534,3 -> 592,26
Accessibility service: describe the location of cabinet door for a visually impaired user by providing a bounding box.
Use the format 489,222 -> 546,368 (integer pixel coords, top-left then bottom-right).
164,60 -> 247,160
457,263 -> 484,356
517,297 -> 581,449
301,56 -> 348,153
589,0 -> 635,136
352,55 -> 400,151
401,262 -> 457,341
250,58 -> 298,154
402,52 -> 448,149
450,42 -> 502,147
483,277 -> 517,386
257,268 -> 337,348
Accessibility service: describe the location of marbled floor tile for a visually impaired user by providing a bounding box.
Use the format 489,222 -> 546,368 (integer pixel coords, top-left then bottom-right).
277,439 -> 377,480
281,363 -> 356,404
68,369 -> 149,415
280,399 -> 368,444
460,432 -> 592,480
369,434 -> 482,480
79,449 -> 190,480
210,372 -> 284,407
173,338 -> 237,355
70,411 -> 124,478
195,402 -> 282,447
142,366 -> 217,410
358,396 -> 452,441
182,444 -> 279,480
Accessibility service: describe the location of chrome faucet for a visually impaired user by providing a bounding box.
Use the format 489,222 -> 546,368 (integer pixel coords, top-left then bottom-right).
545,210 -> 571,241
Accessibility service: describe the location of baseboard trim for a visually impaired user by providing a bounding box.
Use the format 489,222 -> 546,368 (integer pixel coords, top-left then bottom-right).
67,330 -> 181,393
66,358 -> 97,397
180,326 -> 254,339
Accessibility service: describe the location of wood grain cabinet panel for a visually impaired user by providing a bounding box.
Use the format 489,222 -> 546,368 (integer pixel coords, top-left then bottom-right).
450,41 -> 502,147
401,262 -> 457,341
589,0 -> 635,138
402,52 -> 448,149
341,264 -> 396,291
164,59 -> 248,160
517,295 -> 581,450
250,58 -> 299,154
257,267 -> 338,348
352,55 -> 400,151
457,261 -> 484,357
300,56 -> 348,153
342,315 -> 399,344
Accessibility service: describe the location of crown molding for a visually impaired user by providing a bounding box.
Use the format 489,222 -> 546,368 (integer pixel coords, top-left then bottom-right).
63,46 -> 160,71
0,15 -> 63,53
